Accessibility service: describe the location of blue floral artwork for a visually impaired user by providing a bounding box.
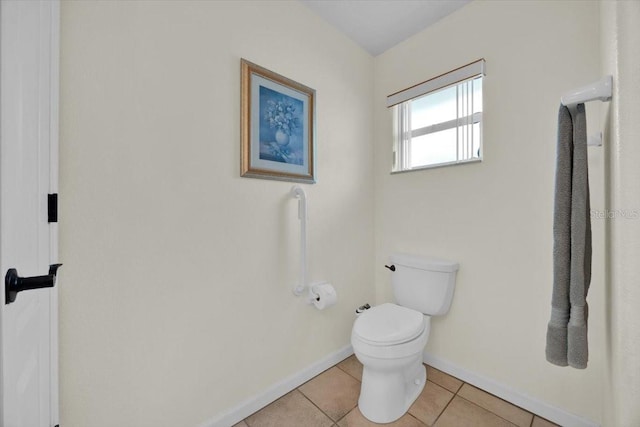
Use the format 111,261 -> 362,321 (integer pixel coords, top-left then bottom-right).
241,59 -> 315,183
258,86 -> 304,165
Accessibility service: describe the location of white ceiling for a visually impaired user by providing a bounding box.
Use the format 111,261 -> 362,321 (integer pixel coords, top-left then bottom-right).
300,0 -> 471,56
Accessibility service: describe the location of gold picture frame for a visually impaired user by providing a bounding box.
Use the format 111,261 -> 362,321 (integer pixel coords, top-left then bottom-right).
241,59 -> 316,183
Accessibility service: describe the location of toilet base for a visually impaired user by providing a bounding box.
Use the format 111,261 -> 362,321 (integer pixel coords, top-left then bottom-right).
357,355 -> 426,424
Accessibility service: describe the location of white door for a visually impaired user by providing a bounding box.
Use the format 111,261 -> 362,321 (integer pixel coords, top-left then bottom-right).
0,1 -> 60,426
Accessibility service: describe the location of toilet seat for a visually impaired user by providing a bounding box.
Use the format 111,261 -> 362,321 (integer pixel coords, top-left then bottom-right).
353,303 -> 426,346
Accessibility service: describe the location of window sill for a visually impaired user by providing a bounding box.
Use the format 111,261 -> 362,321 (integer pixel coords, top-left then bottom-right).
391,157 -> 482,174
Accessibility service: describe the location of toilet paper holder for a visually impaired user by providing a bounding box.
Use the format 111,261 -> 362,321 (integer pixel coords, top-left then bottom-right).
296,281 -> 334,306
308,281 -> 325,302
309,281 -> 337,310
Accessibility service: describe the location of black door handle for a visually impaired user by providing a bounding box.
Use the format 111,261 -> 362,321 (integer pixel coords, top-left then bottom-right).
5,263 -> 62,304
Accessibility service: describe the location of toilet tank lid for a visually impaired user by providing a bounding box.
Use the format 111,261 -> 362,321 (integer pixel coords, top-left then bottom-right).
389,253 -> 459,273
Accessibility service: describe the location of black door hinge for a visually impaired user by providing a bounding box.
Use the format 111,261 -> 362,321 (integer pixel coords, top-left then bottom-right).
48,193 -> 58,223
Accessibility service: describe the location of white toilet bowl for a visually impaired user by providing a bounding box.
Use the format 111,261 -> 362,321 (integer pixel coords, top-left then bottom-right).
351,303 -> 431,424
352,254 -> 458,423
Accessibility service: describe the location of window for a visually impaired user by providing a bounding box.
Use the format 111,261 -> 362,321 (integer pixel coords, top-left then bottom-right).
388,59 -> 485,172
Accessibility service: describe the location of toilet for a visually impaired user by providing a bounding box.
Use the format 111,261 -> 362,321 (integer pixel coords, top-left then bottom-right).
351,253 -> 459,424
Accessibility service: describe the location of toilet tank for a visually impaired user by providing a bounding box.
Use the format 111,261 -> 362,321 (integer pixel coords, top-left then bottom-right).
389,253 -> 459,316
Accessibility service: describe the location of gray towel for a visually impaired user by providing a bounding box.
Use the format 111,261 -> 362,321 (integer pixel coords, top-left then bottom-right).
546,104 -> 591,369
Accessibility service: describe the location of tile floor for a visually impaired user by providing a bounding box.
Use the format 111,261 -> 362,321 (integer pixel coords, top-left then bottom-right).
233,355 -> 560,427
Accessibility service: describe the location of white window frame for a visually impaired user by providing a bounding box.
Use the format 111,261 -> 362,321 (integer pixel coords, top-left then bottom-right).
388,59 -> 485,172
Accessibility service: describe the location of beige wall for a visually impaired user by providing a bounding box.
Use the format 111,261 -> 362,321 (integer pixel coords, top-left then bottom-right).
59,1 -> 374,426
601,1 -> 640,425
59,0 -> 623,425
373,1 -> 604,424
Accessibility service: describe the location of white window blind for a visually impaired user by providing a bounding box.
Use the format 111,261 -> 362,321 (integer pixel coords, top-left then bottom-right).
388,59 -> 485,172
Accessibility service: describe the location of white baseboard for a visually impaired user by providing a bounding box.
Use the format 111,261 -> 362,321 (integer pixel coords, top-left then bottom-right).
201,345 -> 354,427
423,352 -> 600,427
200,346 -> 598,427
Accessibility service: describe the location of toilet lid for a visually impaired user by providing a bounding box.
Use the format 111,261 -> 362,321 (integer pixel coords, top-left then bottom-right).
353,303 -> 426,346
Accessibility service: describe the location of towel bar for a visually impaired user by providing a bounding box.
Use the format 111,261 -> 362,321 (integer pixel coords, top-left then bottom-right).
561,75 -> 612,107
561,76 -> 612,147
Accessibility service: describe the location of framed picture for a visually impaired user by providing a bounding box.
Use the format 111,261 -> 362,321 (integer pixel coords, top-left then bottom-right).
241,59 -> 316,183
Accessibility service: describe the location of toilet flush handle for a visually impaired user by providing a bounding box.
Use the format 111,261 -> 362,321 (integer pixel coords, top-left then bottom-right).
384,264 -> 396,272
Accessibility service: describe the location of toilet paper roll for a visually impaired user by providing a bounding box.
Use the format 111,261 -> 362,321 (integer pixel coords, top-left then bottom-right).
311,283 -> 337,310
